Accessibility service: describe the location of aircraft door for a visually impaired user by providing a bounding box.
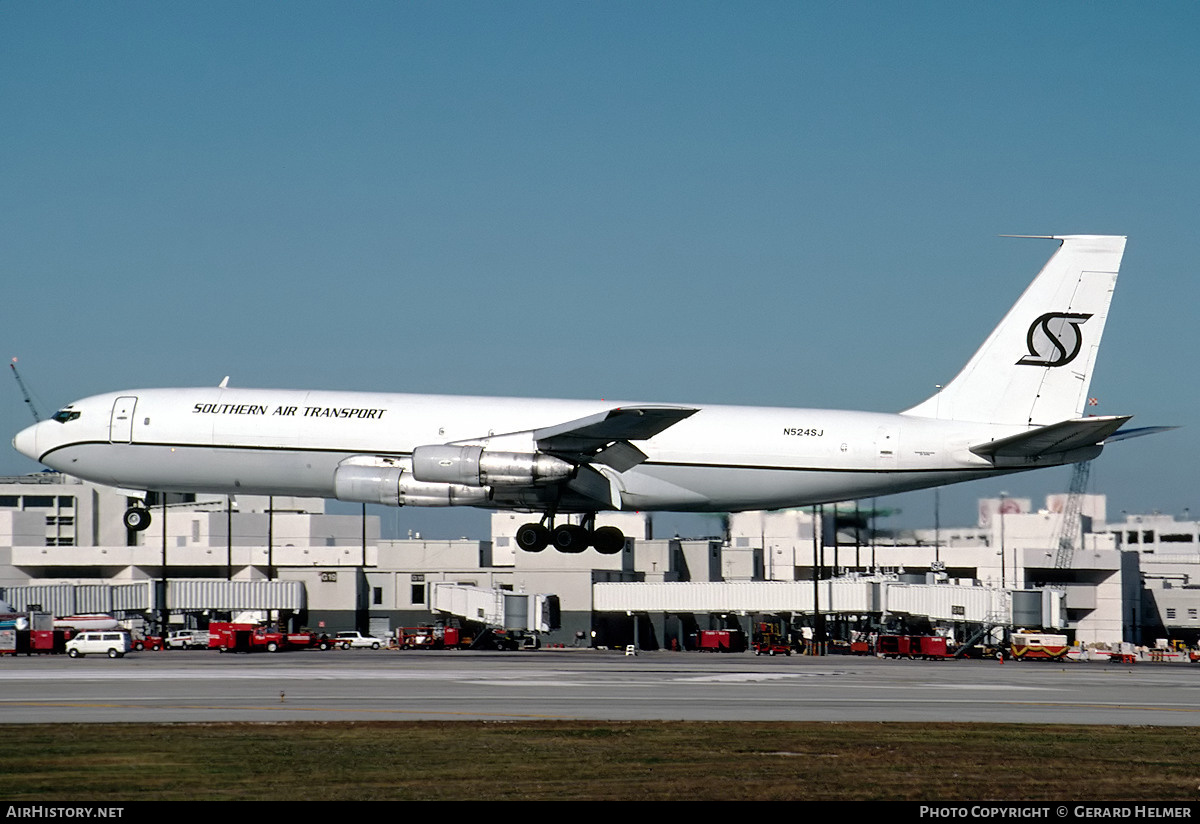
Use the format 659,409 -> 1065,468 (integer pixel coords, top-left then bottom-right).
110,396 -> 138,443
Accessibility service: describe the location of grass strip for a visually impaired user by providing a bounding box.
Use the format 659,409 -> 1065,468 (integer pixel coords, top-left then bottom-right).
0,721 -> 1196,801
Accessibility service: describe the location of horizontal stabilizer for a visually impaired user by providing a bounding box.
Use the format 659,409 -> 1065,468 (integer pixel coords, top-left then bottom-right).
970,415 -> 1132,460
535,406 -> 698,456
1102,425 -> 1178,443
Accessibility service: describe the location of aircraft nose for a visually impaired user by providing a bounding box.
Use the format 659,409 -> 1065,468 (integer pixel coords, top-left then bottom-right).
13,422 -> 39,461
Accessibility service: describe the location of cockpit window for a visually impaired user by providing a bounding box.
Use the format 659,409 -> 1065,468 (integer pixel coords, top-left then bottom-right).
51,409 -> 81,424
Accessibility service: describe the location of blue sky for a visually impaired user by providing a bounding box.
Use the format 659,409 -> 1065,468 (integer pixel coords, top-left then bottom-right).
3,3 -> 1197,536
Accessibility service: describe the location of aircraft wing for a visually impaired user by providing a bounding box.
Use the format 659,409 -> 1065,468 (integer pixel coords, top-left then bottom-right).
969,415 -> 1132,460
535,405 -> 699,470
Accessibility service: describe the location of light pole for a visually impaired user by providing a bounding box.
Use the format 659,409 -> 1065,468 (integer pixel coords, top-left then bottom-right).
999,491 -> 1008,588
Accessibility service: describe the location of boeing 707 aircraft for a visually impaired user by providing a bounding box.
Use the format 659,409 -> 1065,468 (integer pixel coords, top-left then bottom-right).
13,235 -> 1148,554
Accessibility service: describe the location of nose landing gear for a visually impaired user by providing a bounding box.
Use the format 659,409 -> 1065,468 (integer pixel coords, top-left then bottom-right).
123,506 -> 152,531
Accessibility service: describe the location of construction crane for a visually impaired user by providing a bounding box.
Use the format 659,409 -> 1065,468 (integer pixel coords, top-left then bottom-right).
1053,460 -> 1092,572
9,358 -> 41,423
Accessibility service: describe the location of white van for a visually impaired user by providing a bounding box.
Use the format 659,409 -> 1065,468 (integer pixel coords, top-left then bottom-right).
66,631 -> 131,658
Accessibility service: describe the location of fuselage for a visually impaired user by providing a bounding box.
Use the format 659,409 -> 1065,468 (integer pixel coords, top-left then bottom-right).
13,386 -> 1050,513
11,235 -> 1133,537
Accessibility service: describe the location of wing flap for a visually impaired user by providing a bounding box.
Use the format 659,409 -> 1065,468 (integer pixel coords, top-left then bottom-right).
566,464 -> 624,509
591,441 -> 649,473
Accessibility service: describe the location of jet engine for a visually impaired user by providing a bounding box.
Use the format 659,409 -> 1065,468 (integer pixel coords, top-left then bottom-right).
333,458 -> 489,507
410,445 -> 574,487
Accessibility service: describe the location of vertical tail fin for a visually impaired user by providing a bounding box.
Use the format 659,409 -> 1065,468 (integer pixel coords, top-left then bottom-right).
902,235 -> 1126,426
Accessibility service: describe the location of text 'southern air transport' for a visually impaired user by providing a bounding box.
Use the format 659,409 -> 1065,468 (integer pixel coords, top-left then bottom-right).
14,235 -> 1155,554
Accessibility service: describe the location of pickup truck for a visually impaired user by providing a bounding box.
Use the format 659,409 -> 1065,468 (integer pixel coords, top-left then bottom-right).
332,631 -> 385,650
166,630 -> 209,650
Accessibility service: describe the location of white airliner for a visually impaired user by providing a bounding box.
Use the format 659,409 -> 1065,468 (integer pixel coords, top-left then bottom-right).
13,235 -> 1153,554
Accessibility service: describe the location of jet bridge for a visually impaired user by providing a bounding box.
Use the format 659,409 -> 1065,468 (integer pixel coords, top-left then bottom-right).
430,583 -> 560,633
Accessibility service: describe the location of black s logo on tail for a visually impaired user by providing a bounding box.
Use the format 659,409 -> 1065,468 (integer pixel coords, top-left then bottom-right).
1016,312 -> 1093,367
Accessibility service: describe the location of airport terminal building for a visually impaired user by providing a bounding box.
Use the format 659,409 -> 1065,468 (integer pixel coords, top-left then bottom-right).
0,472 -> 1196,649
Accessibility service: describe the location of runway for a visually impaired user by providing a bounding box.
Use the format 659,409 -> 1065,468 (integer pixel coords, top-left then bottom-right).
1,649 -> 1198,725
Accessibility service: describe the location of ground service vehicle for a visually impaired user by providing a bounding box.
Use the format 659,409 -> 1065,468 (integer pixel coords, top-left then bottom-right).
692,629 -> 746,652
0,629 -> 60,655
1011,632 -> 1069,661
66,631 -> 131,658
1145,640 -> 1200,663
395,625 -> 473,650
332,631 -> 384,649
0,612 -> 58,656
166,630 -> 209,649
480,628 -> 528,651
877,634 -> 954,660
208,622 -> 322,653
752,621 -> 792,656
876,634 -> 914,658
1108,642 -> 1138,664
910,635 -> 953,660
752,639 -> 791,656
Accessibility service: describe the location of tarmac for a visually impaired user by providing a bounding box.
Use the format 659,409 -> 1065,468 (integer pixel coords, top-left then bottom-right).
1,647 -> 1198,725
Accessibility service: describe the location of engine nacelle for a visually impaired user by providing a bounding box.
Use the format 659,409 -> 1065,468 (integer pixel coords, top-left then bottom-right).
410,445 -> 574,487
333,459 -> 490,507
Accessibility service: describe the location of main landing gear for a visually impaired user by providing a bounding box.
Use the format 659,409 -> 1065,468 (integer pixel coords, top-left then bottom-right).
515,512 -> 625,555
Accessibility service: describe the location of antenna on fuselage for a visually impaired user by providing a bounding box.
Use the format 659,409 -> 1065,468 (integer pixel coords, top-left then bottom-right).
219,376 -> 230,389
10,358 -> 42,423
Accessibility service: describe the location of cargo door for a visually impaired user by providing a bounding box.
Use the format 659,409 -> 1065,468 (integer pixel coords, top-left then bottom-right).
109,396 -> 138,443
